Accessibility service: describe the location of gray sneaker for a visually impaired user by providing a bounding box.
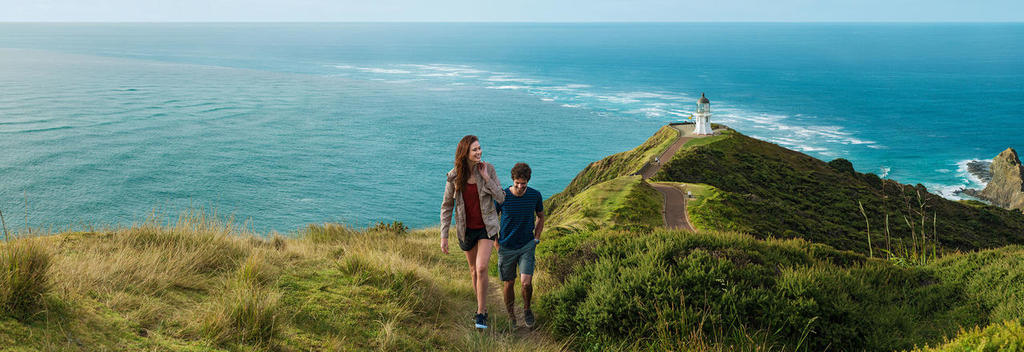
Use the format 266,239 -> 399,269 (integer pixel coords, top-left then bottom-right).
523,309 -> 535,328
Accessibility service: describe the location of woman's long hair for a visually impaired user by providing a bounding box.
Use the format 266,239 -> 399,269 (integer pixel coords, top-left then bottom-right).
454,135 -> 478,192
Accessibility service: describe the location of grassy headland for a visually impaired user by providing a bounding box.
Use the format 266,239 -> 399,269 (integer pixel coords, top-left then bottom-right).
4,124 -> 1024,351
653,128 -> 1024,255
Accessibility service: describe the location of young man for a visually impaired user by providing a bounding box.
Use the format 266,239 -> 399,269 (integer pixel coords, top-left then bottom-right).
496,162 -> 545,328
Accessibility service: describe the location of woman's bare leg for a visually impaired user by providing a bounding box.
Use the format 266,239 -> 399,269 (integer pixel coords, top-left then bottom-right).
464,245 -> 478,309
473,239 -> 494,314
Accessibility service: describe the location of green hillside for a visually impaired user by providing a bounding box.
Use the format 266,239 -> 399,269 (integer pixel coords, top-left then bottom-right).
653,128 -> 1024,255
538,228 -> 1024,351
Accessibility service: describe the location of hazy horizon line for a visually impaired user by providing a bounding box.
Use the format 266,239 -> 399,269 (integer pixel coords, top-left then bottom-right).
2,20 -> 1023,24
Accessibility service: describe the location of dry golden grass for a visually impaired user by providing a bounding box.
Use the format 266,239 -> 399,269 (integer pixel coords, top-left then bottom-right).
1,213 -> 573,351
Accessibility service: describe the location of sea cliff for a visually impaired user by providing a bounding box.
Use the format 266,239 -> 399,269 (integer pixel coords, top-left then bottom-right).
964,148 -> 1024,212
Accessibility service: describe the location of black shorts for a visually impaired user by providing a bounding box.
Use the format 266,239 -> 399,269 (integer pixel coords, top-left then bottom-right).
459,227 -> 497,251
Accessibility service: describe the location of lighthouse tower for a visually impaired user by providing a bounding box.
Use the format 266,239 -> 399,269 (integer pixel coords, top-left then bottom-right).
693,92 -> 713,135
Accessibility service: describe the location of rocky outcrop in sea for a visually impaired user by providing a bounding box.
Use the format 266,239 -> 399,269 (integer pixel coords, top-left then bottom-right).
966,160 -> 993,184
962,148 -> 1024,212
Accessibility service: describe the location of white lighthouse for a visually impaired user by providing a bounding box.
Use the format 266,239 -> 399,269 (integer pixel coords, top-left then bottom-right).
693,92 -> 713,135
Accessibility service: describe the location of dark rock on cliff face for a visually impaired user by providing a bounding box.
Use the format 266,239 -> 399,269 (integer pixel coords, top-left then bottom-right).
970,148 -> 1024,212
966,160 -> 994,184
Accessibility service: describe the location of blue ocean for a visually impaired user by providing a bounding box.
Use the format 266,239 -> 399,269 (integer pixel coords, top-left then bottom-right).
1,23 -> 1021,233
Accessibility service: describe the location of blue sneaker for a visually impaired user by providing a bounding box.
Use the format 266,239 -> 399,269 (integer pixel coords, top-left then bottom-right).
474,313 -> 488,329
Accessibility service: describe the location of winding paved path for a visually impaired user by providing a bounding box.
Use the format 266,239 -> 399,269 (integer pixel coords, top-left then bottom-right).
640,124 -> 704,231
650,182 -> 693,231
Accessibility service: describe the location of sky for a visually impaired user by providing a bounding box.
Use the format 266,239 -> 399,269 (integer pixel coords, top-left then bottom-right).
0,0 -> 1022,22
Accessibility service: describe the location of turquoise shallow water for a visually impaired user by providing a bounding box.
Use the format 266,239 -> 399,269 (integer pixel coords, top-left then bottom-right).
0,23 -> 1022,232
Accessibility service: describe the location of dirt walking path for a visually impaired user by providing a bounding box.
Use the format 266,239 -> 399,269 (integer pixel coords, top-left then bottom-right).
641,124 -> 701,231
482,272 -> 566,347
650,182 -> 693,231
639,125 -> 695,179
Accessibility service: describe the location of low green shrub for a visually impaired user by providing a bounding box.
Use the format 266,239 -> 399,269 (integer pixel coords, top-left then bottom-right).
369,221 -> 409,234
539,229 -> 998,351
0,239 -> 52,320
911,319 -> 1024,352
929,245 -> 1024,322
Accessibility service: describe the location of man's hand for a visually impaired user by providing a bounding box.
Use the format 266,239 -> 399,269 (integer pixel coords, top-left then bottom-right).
441,237 -> 450,254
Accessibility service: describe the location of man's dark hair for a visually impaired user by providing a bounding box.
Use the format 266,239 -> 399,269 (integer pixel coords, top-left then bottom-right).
510,163 -> 532,181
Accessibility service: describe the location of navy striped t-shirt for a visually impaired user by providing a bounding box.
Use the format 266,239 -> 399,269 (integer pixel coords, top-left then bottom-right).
497,186 -> 543,250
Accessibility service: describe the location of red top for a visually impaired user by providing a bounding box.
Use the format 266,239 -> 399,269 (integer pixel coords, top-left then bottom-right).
462,183 -> 485,230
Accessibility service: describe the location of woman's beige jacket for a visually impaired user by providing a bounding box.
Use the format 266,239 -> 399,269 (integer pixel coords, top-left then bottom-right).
440,162 -> 505,244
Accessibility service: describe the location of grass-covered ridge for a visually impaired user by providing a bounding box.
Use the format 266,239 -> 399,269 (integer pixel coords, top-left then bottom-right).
544,125 -> 679,216
544,175 -> 663,233
653,128 -> 1024,254
0,215 -> 567,351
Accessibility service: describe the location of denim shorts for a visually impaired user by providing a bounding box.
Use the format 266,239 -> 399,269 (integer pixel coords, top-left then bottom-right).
498,239 -> 537,282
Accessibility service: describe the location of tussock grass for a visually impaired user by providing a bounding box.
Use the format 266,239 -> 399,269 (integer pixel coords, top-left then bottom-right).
2,212 -> 569,351
0,238 -> 52,320
198,285 -> 283,346
235,252 -> 279,288
304,222 -> 360,243
51,217 -> 248,297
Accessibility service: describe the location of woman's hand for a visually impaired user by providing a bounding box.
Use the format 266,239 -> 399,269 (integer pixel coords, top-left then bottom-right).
441,237 -> 450,254
477,162 -> 490,181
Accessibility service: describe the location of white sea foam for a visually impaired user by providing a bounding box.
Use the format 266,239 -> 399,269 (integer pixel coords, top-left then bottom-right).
401,64 -> 488,75
921,160 -> 992,200
665,110 -> 691,118
956,159 -> 989,188
798,145 -> 828,152
596,95 -> 641,104
332,61 -> 889,166
880,166 -> 891,178
486,85 -> 531,90
357,67 -> 412,74
485,76 -> 542,84
624,107 -> 667,117
926,183 -> 970,199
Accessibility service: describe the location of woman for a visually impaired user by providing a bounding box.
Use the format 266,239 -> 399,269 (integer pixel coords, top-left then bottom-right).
440,135 -> 505,330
